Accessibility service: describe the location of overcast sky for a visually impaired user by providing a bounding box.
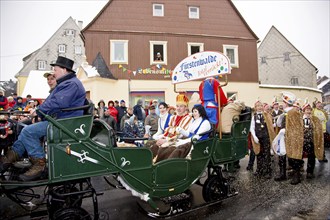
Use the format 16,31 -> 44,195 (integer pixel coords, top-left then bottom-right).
0,0 -> 329,82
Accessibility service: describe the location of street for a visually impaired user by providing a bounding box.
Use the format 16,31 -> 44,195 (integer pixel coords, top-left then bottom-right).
1,148 -> 329,220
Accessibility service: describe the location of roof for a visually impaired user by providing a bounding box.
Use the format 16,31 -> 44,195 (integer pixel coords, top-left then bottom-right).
259,84 -> 322,93
317,78 -> 330,89
91,52 -> 116,79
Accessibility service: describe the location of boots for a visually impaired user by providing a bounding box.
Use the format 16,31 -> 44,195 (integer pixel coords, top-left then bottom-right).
19,158 -> 46,181
0,150 -> 19,173
274,167 -> 287,181
306,172 -> 315,179
290,171 -> 301,185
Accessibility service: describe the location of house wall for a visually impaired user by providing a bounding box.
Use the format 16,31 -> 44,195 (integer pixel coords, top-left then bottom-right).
83,32 -> 258,83
258,27 -> 318,88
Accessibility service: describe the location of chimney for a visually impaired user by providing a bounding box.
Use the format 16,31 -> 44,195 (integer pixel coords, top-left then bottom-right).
78,21 -> 83,30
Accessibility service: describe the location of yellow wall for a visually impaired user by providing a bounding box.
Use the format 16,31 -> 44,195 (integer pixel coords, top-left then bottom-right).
16,76 -> 28,96
80,77 -> 322,109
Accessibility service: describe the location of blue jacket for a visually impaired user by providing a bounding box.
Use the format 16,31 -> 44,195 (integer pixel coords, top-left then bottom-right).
38,73 -> 86,119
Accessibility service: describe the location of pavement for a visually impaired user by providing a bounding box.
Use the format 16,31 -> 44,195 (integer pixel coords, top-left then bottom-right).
1,148 -> 329,220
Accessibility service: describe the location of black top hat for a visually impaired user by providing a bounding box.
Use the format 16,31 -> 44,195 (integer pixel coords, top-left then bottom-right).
50,56 -> 75,73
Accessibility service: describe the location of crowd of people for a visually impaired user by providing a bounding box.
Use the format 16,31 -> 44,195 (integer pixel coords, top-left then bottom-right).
248,92 -> 328,185
0,57 -> 329,186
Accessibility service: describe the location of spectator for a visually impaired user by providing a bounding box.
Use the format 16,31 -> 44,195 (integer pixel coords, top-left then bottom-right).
7,96 -> 16,109
133,99 -> 146,121
152,99 -> 160,115
120,106 -> 133,131
23,94 -> 32,106
13,97 -> 24,111
0,56 -> 86,181
123,115 -> 144,139
117,100 -> 127,131
44,72 -> 57,93
0,90 -> 8,110
106,100 -> 118,122
144,105 -> 159,138
97,99 -> 107,119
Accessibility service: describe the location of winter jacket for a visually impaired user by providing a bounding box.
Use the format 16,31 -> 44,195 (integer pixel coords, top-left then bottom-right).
38,72 -> 86,119
0,95 -> 8,110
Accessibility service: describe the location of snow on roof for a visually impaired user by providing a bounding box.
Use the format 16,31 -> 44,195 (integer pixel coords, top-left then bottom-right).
79,62 -> 100,77
317,78 -> 330,89
22,70 -> 50,99
259,84 -> 322,93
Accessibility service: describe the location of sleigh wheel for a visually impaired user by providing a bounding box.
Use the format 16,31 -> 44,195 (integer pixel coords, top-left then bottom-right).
202,175 -> 228,202
52,207 -> 91,220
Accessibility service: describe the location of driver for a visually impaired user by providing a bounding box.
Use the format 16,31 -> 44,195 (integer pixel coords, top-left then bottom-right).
0,56 -> 86,181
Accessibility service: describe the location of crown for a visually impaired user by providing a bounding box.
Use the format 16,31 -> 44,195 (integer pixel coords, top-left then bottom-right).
176,93 -> 189,106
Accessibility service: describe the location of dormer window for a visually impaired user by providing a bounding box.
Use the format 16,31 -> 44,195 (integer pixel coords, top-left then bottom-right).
153,4 -> 164,17
189,6 -> 199,19
65,29 -> 75,36
284,52 -> 291,62
261,56 -> 267,64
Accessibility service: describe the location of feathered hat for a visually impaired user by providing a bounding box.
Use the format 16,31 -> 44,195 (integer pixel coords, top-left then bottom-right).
272,96 -> 279,106
254,97 -> 262,106
293,98 -> 301,108
176,93 -> 189,106
302,98 -> 312,111
281,91 -> 296,105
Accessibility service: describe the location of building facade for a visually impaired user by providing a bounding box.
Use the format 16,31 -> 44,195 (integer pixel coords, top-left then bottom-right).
82,0 -> 263,107
258,26 -> 318,88
15,17 -> 85,96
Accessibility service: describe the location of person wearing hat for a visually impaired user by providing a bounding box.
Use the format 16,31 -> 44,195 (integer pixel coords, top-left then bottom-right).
13,96 -> 24,111
301,101 -> 324,179
271,98 -> 283,134
250,100 -> 276,179
144,104 -> 159,138
44,71 -> 57,93
274,91 -> 304,184
312,100 -> 328,163
96,99 -> 107,119
150,94 -> 192,163
0,56 -> 86,181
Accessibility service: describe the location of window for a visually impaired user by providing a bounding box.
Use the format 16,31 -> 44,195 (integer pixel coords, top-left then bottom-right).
58,44 -> 66,53
187,42 -> 204,56
223,45 -> 239,68
189,6 -> 199,19
110,40 -> 128,64
150,41 -> 167,65
65,29 -> 75,36
261,56 -> 267,64
75,45 -> 82,55
284,52 -> 291,62
38,60 -> 46,70
291,77 -> 299,86
153,4 -> 164,17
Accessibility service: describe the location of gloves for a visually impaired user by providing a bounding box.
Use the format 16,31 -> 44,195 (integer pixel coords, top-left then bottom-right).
253,136 -> 259,144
